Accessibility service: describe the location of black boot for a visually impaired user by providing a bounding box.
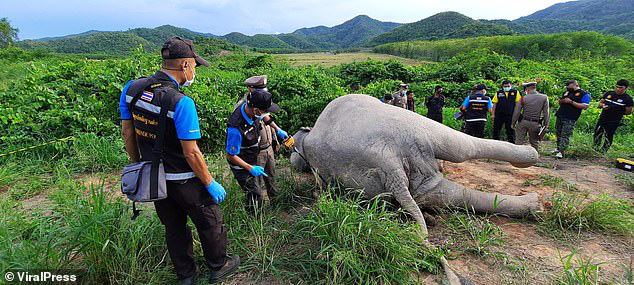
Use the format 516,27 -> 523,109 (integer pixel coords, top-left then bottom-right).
209,255 -> 240,284
180,272 -> 198,285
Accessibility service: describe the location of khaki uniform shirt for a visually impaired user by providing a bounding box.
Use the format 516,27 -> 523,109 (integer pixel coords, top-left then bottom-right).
512,91 -> 550,127
392,91 -> 408,109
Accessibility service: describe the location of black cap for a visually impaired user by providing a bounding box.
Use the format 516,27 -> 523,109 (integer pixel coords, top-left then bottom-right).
617,79 -> 629,87
435,85 -> 443,91
247,89 -> 280,113
472,84 -> 489,90
161,36 -> 210,67
565,80 -> 578,86
502,79 -> 512,85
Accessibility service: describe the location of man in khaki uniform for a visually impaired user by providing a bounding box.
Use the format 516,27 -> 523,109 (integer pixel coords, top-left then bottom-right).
512,82 -> 550,150
234,75 -> 279,200
392,84 -> 408,109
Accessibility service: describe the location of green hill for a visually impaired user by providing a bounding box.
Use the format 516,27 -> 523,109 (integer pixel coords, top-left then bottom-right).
18,25 -> 239,55
282,15 -> 401,49
221,15 -> 401,50
510,0 -> 634,40
366,12 -> 477,45
373,31 -> 633,61
221,32 -> 296,49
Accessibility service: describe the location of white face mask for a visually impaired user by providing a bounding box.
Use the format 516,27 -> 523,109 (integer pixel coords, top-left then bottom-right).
182,64 -> 195,87
255,112 -> 270,120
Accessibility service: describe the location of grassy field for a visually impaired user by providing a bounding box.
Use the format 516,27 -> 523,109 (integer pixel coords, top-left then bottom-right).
274,52 -> 427,67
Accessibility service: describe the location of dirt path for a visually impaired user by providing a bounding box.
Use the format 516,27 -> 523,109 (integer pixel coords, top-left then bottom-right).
434,157 -> 634,284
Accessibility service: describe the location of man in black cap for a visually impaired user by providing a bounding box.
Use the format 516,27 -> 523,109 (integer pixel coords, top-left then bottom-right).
460,84 -> 493,138
233,75 -> 289,204
226,88 -> 287,214
491,80 -> 521,143
593,79 -> 633,150
119,36 -> 239,285
554,80 -> 591,159
425,86 -> 445,123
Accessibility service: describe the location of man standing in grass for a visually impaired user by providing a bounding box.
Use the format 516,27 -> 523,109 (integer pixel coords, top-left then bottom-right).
234,75 -> 279,203
119,37 -> 239,285
593,79 -> 633,150
460,84 -> 493,138
492,80 -> 521,143
406,90 -> 416,112
512,82 -> 550,151
425,86 -> 445,123
392,84 -> 408,109
554,80 -> 590,159
225,88 -> 290,214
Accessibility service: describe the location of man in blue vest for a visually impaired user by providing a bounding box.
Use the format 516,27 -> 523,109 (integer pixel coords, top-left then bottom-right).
225,88 -> 289,214
491,80 -> 521,143
554,80 -> 591,159
460,84 -> 493,138
593,79 -> 632,150
119,37 -> 239,285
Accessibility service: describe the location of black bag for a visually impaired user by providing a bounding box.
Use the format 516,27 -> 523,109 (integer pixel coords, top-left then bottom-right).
121,79 -> 170,220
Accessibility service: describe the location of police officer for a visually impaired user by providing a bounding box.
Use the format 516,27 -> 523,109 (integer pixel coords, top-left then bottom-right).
425,86 -> 445,123
382,93 -> 393,104
492,80 -> 521,143
593,79 -> 633,150
406,90 -> 416,112
234,75 -> 279,202
119,37 -> 239,285
226,88 -> 290,214
512,82 -> 550,150
460,84 -> 493,138
392,84 -> 408,109
554,80 -> 591,159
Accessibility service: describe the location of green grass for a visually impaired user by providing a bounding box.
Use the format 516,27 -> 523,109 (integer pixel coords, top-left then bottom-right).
615,174 -> 634,191
539,192 -> 634,237
558,250 -> 603,285
288,192 -> 444,284
538,175 -> 579,192
444,209 -> 506,258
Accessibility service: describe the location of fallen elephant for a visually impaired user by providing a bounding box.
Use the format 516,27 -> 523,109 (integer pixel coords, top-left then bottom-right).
290,94 -> 543,284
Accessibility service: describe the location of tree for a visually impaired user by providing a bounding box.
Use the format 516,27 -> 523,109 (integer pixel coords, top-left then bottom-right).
0,18 -> 19,48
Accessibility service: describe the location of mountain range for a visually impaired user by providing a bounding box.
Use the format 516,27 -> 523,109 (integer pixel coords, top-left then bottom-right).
16,0 -> 634,54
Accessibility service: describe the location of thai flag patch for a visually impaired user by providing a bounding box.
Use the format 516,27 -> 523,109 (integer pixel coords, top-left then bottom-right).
141,91 -> 153,102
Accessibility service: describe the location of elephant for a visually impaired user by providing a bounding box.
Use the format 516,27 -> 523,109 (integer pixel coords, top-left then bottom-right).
289,94 -> 543,284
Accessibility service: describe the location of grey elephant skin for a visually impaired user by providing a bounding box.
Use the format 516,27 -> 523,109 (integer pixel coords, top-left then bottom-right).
290,94 -> 543,284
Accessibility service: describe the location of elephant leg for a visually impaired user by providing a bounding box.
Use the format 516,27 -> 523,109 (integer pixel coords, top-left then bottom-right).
421,177 -> 543,217
388,170 -> 429,236
432,131 -> 539,168
387,170 -> 463,285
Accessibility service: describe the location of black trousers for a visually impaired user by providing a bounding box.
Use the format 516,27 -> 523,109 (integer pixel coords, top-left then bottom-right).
464,121 -> 486,138
231,168 -> 264,214
426,112 -> 443,124
154,178 -> 228,280
593,121 -> 620,150
492,113 -> 515,143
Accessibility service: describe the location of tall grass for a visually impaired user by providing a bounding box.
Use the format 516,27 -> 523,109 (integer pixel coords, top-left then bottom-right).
539,192 -> 634,236
287,192 -> 444,285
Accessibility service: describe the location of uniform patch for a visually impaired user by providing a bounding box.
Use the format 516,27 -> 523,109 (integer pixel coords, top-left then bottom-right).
150,83 -> 162,88
575,92 -> 580,97
608,95 -> 612,99
618,99 -> 623,102
141,91 -> 154,102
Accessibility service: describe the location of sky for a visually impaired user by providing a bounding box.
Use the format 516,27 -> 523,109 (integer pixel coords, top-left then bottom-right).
5,0 -> 568,40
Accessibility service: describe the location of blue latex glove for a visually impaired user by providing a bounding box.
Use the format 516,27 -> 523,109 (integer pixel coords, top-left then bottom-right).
205,180 -> 226,203
249,165 -> 268,177
276,129 -> 289,140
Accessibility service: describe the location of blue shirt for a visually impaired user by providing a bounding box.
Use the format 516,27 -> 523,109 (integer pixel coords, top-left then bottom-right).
462,94 -> 493,109
118,73 -> 200,140
225,103 -> 254,156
